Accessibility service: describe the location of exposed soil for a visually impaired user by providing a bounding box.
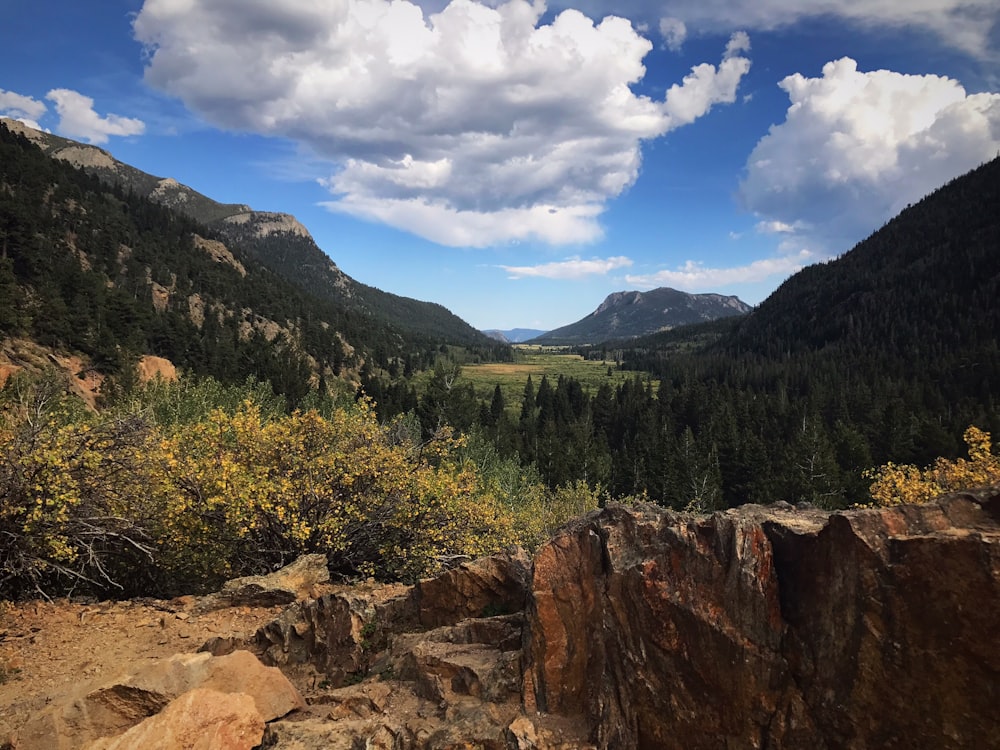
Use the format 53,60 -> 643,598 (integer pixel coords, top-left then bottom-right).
0,596 -> 286,741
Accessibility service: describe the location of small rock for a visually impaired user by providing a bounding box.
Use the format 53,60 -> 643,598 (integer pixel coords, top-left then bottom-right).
207,554 -> 331,610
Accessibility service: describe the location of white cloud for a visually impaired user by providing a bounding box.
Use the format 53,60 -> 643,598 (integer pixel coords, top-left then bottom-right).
626,251 -> 811,290
499,255 -> 633,279
324,195 -> 606,247
755,220 -> 795,234
724,30 -> 751,58
0,89 -> 47,130
134,0 -> 751,247
658,17 -> 686,51
661,34 -> 750,130
547,0 -> 1000,60
46,89 -> 146,145
740,58 -> 1000,254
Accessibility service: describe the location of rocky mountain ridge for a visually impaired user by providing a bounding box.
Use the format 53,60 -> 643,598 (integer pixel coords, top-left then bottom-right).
534,287 -> 751,345
5,490 -> 997,749
1,118 -> 492,349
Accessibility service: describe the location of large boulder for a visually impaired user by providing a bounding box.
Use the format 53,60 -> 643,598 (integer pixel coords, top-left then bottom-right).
524,492 -> 1000,749
13,650 -> 303,750
83,689 -> 264,750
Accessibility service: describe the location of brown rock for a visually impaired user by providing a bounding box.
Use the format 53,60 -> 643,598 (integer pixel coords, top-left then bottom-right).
136,355 -> 177,383
82,688 -> 264,750
13,651 -> 303,750
767,492 -> 1000,749
209,554 -> 331,610
392,638 -> 520,704
414,548 -> 531,628
251,549 -> 530,687
524,493 -> 1000,749
253,586 -> 412,684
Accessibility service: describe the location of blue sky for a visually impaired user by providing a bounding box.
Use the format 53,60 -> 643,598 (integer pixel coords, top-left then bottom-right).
2,1 -> 998,331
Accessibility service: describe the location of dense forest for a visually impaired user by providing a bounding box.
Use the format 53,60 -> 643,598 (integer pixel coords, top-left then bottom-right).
364,156 -> 1000,509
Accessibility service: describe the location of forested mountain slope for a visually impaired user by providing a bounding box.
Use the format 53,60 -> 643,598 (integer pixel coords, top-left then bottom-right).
727,156 -> 1000,369
2,119 -> 497,350
0,122 -> 500,402
596,156 -> 1000,506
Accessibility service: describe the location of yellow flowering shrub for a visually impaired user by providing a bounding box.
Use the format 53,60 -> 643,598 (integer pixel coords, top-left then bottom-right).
503,479 -> 606,548
2,373 -> 601,600
867,426 -> 1000,506
454,432 -> 607,551
0,375 -> 155,598
146,398 -> 521,588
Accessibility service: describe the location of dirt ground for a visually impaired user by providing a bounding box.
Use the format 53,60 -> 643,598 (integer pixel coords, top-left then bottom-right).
0,596 -> 286,742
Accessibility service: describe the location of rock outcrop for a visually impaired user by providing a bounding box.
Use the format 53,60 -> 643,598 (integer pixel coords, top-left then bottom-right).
201,553 -> 332,611
9,492 -> 998,749
525,491 -> 999,749
246,493 -> 998,748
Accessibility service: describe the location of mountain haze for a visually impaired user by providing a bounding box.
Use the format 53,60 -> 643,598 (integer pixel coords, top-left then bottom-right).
482,328 -> 549,343
533,287 -> 750,345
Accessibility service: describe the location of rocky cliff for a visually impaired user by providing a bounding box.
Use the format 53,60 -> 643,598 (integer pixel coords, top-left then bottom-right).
526,492 -> 998,749
7,491 -> 998,749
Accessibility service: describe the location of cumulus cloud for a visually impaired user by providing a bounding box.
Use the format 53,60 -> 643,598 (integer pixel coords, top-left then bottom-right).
134,0 -> 751,247
658,17 -> 687,51
46,89 -> 146,144
660,31 -> 750,130
547,0 -> 1000,60
740,58 -> 1000,254
0,89 -> 47,130
626,251 -> 811,290
499,255 -> 633,279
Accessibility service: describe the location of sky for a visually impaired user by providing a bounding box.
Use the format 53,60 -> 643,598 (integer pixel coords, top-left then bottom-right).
1,1 -> 999,331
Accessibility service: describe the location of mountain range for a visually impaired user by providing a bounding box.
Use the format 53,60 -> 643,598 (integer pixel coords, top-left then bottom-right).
5,110 -> 997,440
3,116 -> 998,510
531,287 -> 751,345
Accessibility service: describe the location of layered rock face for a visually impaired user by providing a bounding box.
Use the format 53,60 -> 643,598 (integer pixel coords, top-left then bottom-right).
526,492 -> 999,749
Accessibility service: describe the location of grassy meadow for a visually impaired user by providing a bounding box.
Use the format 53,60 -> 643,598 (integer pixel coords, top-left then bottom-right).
458,346 -> 655,407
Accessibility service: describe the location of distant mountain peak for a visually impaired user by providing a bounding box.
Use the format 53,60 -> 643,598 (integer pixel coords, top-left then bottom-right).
535,287 -> 750,345
482,328 -> 549,343
594,290 -> 643,315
